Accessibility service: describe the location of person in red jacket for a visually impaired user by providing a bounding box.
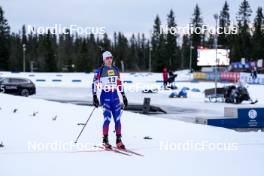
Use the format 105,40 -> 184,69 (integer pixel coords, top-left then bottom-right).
162,67 -> 168,89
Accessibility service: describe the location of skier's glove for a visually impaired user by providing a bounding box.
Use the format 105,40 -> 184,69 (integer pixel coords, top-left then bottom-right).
122,93 -> 128,108
93,94 -> 99,108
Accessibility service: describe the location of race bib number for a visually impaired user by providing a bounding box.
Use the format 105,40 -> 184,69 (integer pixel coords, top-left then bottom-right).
100,76 -> 118,86
107,76 -> 117,85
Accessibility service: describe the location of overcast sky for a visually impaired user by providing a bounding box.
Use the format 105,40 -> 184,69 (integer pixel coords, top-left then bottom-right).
1,0 -> 263,38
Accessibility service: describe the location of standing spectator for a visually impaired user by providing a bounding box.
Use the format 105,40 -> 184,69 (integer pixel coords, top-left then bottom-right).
251,66 -> 257,80
162,67 -> 169,89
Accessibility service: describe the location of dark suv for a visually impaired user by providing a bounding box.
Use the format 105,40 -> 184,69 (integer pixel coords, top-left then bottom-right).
0,77 -> 36,97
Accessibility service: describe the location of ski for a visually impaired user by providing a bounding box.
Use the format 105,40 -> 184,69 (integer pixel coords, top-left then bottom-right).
95,145 -> 132,156
68,148 -> 105,154
250,100 -> 258,104
112,147 -> 144,157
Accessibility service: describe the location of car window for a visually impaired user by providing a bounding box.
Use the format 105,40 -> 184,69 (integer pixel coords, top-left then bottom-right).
2,78 -> 10,84
19,79 -> 31,83
9,79 -> 19,84
12,79 -> 25,84
1,78 -> 31,84
6,78 -> 18,84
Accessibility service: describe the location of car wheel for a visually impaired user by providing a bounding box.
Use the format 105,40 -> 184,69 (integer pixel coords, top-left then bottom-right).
20,89 -> 29,97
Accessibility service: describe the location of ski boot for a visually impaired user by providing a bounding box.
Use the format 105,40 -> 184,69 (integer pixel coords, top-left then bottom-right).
102,135 -> 112,149
116,134 -> 126,149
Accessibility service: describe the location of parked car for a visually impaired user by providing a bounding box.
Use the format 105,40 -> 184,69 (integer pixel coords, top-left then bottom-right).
0,77 -> 36,97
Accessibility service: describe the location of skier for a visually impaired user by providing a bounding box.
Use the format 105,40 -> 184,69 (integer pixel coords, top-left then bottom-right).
92,51 -> 128,149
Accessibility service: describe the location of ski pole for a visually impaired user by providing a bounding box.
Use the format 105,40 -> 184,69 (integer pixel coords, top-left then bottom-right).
119,105 -> 126,118
74,107 -> 96,144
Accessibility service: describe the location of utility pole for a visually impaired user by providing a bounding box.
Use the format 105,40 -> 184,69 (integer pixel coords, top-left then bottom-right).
23,44 -> 26,72
214,14 -> 219,97
30,61 -> 34,72
149,30 -> 152,72
189,23 -> 193,72
149,43 -> 152,72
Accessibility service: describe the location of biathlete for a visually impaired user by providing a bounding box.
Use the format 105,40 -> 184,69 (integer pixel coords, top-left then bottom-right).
92,51 -> 128,149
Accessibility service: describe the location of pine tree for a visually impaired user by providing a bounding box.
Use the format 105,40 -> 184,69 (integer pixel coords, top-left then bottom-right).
62,29 -> 74,71
151,15 -> 168,71
115,32 -> 129,70
151,15 -> 161,71
166,9 -> 178,70
191,4 -> 203,70
44,30 -> 57,72
27,29 -> 38,72
0,6 -> 10,70
151,15 -> 161,55
128,34 -> 139,70
252,7 -> 264,59
235,0 -> 253,59
180,34 -> 191,69
237,0 -> 252,27
157,32 -> 168,71
76,39 -> 90,72
138,33 -> 148,70
87,33 -> 99,70
219,1 -> 231,48
112,32 -> 118,61
9,33 -> 21,71
102,33 -> 111,51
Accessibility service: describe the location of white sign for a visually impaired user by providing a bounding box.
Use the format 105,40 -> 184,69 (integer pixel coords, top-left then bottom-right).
241,58 -> 246,65
257,59 -> 263,68
197,49 -> 230,66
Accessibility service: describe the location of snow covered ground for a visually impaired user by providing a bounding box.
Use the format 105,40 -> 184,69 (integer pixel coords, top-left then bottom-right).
0,70 -> 192,88
1,71 -> 264,176
31,80 -> 264,122
0,93 -> 264,176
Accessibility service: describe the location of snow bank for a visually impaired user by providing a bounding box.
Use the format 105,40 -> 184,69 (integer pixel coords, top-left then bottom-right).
0,71 -> 192,88
0,94 -> 264,176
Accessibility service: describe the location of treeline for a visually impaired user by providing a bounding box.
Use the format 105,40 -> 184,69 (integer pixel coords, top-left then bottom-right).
0,0 -> 264,72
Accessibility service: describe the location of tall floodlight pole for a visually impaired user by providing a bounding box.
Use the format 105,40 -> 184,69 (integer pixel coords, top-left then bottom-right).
149,31 -> 152,72
214,14 -> 219,97
149,45 -> 152,72
189,23 -> 193,72
23,44 -> 26,72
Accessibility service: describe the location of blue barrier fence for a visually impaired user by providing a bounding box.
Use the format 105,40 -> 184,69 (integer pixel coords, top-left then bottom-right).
123,80 -> 133,83
208,108 -> 264,128
52,79 -> 62,82
72,80 -> 82,82
36,79 -> 46,82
